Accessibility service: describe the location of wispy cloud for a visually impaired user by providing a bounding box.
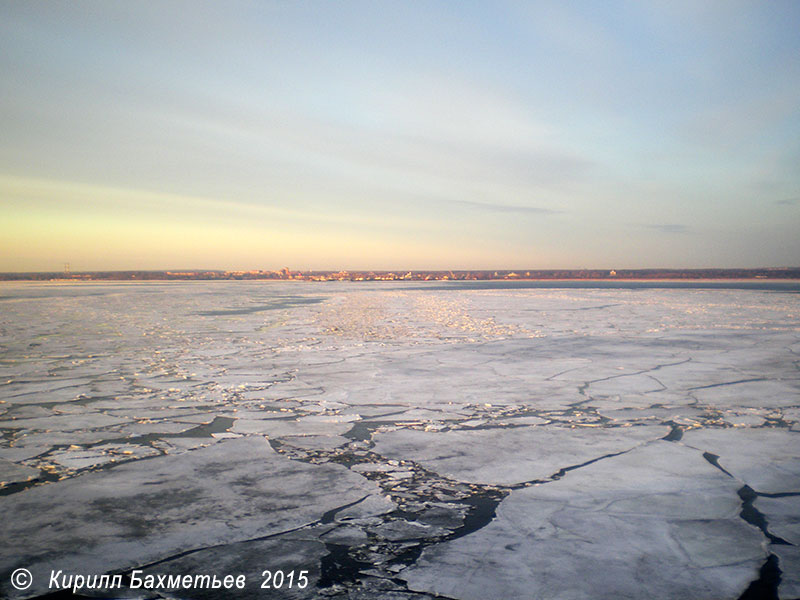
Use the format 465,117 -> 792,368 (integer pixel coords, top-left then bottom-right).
775,198 -> 798,206
454,199 -> 560,215
644,223 -> 691,234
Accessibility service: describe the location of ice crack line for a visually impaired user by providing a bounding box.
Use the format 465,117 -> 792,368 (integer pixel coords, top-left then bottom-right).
269,435 -> 511,595
738,554 -> 781,600
510,447 -> 639,490
699,453 -> 791,545
44,495 -> 376,599
695,450 -> 789,600
688,377 -> 767,391
737,485 -> 792,546
585,358 -> 692,386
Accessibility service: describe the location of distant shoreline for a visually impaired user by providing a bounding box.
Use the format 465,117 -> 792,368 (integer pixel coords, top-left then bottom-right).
1,268 -> 799,283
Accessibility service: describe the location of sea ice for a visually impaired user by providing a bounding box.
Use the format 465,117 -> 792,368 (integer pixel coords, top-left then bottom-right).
754,495 -> 800,545
2,282 -> 798,599
372,424 -> 669,485
0,458 -> 38,486
691,379 -> 800,409
0,412 -> 129,431
773,544 -> 800,599
230,416 -> 354,437
681,428 -> 800,494
137,527 -> 330,600
47,443 -> 161,470
369,520 -> 446,542
401,442 -> 766,600
278,434 -> 351,450
0,437 -> 393,598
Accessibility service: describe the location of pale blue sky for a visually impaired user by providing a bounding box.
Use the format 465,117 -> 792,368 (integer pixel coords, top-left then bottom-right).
1,1 -> 798,270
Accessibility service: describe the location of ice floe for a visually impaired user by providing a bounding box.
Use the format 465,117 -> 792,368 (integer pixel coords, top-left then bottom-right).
373,425 -> 669,485
0,437 -> 393,598
401,442 -> 766,600
682,428 -> 800,494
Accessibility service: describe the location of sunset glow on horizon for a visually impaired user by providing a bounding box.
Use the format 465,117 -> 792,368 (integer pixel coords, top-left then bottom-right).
1,1 -> 799,272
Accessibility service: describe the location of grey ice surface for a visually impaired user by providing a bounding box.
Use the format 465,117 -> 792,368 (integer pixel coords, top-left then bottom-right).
137,527 -> 331,600
755,493 -> 800,589
0,457 -> 38,485
773,545 -> 800,599
755,495 -> 800,545
401,442 -> 767,600
0,437 -> 392,598
372,424 -> 670,485
1,281 -> 799,599
682,428 -> 800,494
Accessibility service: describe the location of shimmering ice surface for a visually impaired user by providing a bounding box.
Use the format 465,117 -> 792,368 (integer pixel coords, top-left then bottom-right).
0,281 -> 798,599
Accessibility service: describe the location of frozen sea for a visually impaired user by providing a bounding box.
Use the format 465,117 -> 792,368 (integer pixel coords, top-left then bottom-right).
0,280 -> 799,599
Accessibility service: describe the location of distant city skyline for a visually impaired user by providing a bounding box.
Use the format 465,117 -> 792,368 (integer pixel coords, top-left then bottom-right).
1,1 -> 799,272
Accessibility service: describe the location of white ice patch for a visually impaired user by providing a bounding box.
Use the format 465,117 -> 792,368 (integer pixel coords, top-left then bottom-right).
754,495 -> 800,545
0,458 -> 38,486
402,442 -> 765,600
0,412 -> 130,431
372,424 -> 669,485
0,437 -> 393,598
48,443 -> 160,470
773,545 -> 800,599
682,428 -> 800,494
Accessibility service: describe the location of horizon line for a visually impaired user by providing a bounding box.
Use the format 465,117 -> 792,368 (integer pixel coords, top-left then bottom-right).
2,266 -> 800,280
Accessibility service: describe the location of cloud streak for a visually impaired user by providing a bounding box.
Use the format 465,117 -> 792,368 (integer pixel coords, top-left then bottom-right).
454,199 -> 561,215
643,224 -> 692,234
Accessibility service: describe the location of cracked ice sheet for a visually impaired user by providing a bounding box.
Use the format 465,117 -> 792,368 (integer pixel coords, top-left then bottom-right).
47,443 -> 161,470
137,527 -> 330,600
230,414 -> 356,437
402,442 -> 766,600
690,379 -> 800,409
598,406 -> 709,423
0,458 -> 38,486
681,428 -> 800,494
289,341 -> 583,410
0,437 -> 394,599
753,494 -> 800,593
279,434 -> 351,450
0,378 -> 94,403
773,545 -> 800,599
0,412 -> 130,431
372,425 -> 669,485
754,495 -> 800,544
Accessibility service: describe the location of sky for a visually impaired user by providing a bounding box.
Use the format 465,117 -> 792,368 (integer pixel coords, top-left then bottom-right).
1,1 -> 799,271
